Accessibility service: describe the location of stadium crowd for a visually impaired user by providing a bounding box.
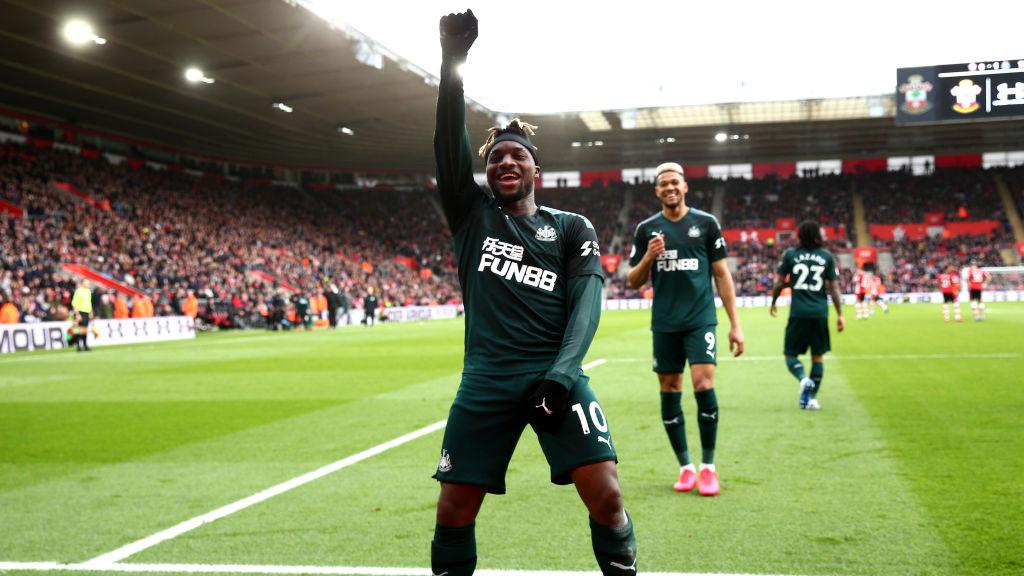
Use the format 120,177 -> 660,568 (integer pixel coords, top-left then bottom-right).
860,167 -> 1006,224
721,174 -> 853,230
1,140 -> 1021,325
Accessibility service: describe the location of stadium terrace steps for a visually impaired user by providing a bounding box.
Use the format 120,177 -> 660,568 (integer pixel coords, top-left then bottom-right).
609,186 -> 634,254
61,263 -> 144,298
992,174 -> 1024,243
711,181 -> 726,222
247,270 -> 300,294
852,183 -> 870,247
0,198 -> 23,218
51,182 -> 110,211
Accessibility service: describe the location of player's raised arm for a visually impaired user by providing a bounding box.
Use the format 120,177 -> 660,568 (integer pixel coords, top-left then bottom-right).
435,9 -> 481,234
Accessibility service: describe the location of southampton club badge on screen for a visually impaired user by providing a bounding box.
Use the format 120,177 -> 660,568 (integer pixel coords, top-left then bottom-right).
896,59 -> 1024,124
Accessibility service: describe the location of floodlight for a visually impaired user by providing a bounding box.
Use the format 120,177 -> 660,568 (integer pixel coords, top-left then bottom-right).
184,67 -> 214,84
338,126 -> 354,136
63,19 -> 106,46
714,132 -> 728,143
272,102 -> 294,113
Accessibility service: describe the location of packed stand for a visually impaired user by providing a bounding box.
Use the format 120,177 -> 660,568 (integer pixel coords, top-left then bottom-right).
878,228 -> 1012,294
0,143 -> 460,326
860,168 -> 1005,224
721,174 -> 853,231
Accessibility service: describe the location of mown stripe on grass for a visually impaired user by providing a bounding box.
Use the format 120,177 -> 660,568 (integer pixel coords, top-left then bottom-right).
0,560 -> 799,576
81,421 -> 447,566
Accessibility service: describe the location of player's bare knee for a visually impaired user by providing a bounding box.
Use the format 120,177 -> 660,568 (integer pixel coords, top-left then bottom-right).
436,484 -> 484,526
658,373 -> 683,392
692,375 -> 714,392
584,483 -> 625,526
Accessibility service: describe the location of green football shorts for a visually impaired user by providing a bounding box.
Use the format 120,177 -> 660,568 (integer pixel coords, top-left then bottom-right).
652,325 -> 718,373
784,317 -> 831,356
433,370 -> 617,494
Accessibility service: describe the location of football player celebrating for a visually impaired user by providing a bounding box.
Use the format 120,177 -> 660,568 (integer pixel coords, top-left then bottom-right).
626,161 -> 744,496
430,10 -> 636,576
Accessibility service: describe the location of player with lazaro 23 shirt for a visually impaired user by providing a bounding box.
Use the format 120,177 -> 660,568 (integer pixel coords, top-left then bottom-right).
627,162 -> 744,497
430,10 -> 636,576
770,221 -> 845,410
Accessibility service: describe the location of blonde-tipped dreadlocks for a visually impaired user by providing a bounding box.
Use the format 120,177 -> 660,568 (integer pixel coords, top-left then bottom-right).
478,118 -> 539,162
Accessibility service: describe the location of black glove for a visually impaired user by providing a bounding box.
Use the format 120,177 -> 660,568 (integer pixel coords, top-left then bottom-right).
528,380 -> 569,434
439,9 -> 478,59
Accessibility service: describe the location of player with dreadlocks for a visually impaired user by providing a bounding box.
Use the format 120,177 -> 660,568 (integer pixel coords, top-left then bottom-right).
770,221 -> 845,410
430,9 -> 636,576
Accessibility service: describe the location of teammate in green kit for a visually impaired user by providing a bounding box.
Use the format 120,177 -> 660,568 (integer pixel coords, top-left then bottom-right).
627,162 -> 744,497
770,221 -> 845,410
430,10 -> 636,576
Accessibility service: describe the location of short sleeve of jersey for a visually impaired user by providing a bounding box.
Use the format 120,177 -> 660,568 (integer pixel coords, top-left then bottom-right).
706,216 -> 727,262
777,249 -> 794,277
629,222 -> 649,267
825,253 -> 838,281
566,214 -> 605,280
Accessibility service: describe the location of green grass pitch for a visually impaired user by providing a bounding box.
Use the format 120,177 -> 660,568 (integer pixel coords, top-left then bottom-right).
1,303 -> 1022,576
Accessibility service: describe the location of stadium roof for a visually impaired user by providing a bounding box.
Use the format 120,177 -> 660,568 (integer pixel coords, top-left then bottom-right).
1,0 -> 1022,173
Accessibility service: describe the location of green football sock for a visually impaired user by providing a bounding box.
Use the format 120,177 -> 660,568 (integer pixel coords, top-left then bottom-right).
810,362 -> 824,398
785,356 -> 806,381
695,388 -> 718,465
431,523 -> 476,576
590,512 -> 637,576
660,391 -> 690,466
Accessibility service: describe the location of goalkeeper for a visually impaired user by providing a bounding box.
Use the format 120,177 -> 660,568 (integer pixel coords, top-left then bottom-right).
430,9 -> 636,576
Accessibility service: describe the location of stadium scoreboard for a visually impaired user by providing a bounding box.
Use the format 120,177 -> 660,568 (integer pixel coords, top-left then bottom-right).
896,59 -> 1024,124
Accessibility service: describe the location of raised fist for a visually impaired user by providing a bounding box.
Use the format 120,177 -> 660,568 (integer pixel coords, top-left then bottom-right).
439,9 -> 478,58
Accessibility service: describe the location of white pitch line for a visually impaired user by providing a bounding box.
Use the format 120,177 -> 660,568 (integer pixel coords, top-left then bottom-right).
583,358 -> 607,370
609,352 -> 1021,363
833,352 -> 1022,360
80,420 -> 448,567
0,561 -> 794,576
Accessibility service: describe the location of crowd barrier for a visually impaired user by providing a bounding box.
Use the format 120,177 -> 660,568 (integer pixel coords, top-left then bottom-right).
0,316 -> 196,355
603,290 -> 1023,311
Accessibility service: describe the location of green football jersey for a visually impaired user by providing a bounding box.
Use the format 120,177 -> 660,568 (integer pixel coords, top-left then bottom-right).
630,209 -> 726,332
777,247 -> 838,319
434,61 -> 605,376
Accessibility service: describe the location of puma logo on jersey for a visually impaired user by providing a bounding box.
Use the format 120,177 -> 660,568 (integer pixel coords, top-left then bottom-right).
535,397 -> 553,415
609,559 -> 637,572
597,436 -> 612,447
